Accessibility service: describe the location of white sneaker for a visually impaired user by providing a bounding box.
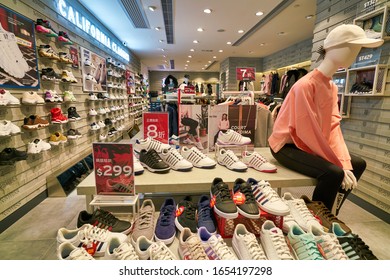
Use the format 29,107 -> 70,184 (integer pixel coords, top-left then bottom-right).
22,91 -> 45,104
57,224 -> 127,257
88,93 -> 98,101
27,139 -> 51,154
105,237 -> 139,260
0,89 -> 20,105
260,220 -> 294,260
89,108 -> 98,116
98,108 -> 106,115
247,178 -> 290,216
99,133 -> 107,141
98,121 -> 106,128
160,148 -> 193,171
217,129 -> 251,145
198,227 -> 237,260
282,192 -> 322,232
309,224 -> 348,260
0,120 -> 20,136
90,122 -> 100,131
133,155 -> 144,175
134,137 -> 171,153
180,146 -> 216,168
135,236 -> 177,260
232,224 -> 267,260
85,73 -> 97,83
178,228 -> 208,260
242,151 -> 277,173
217,148 -> 247,172
57,242 -> 94,260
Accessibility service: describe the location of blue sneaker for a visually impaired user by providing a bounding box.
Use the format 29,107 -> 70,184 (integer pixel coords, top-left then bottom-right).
155,198 -> 176,245
197,195 -> 217,234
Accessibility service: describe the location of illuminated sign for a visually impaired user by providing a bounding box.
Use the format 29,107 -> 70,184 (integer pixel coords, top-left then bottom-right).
57,0 -> 129,62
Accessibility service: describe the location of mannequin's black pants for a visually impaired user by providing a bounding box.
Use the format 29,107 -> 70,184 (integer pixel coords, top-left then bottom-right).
181,117 -> 198,136
271,144 -> 366,214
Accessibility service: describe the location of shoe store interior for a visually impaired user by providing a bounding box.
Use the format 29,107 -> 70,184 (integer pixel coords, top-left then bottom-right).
0,0 -> 389,262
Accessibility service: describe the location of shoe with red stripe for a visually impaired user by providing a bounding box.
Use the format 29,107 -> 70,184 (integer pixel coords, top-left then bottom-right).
242,151 -> 277,173
77,209 -> 132,234
247,178 -> 290,216
56,224 -> 127,257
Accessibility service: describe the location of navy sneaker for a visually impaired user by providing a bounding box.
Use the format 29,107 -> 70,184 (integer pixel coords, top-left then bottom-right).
155,198 -> 176,245
175,198 -> 197,233
197,195 -> 217,234
233,178 -> 260,219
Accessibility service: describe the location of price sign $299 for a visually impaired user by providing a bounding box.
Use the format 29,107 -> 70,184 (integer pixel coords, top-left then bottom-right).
96,165 -> 133,177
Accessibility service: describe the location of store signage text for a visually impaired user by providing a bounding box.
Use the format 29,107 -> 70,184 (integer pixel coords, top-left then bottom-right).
57,0 -> 129,62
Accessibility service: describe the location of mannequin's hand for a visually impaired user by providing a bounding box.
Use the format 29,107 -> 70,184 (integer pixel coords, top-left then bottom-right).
341,170 -> 357,191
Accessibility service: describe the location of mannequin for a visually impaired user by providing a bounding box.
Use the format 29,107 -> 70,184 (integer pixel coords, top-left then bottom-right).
268,24 -> 383,215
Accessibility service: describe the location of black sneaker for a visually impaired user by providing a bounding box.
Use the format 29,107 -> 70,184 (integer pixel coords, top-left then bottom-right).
67,107 -> 81,121
210,177 -> 238,219
197,195 -> 217,233
104,118 -> 113,126
97,92 -> 107,100
41,68 -> 60,81
77,208 -> 131,234
139,149 -> 170,173
0,148 -> 28,165
233,178 -> 260,219
175,197 -> 197,233
331,222 -> 378,260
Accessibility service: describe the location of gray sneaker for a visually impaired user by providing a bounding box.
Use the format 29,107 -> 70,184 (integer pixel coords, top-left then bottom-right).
131,199 -> 156,244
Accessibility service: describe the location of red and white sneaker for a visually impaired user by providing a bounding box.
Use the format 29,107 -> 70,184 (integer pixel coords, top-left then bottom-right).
241,151 -> 277,173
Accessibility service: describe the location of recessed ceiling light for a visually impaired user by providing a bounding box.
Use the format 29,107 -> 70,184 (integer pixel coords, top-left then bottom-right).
256,11 -> 263,16
155,27 -> 161,31
204,8 -> 212,14
218,49 -> 223,52
238,30 -> 244,33
305,14 -> 314,19
190,49 -> 195,52
213,56 -> 216,59
188,55 -> 192,58
185,67 -> 188,70
204,64 -> 208,67
259,43 -> 265,46
193,40 -> 199,43
202,67 -> 205,70
185,64 -> 188,67
278,32 -> 286,36
186,60 -> 190,63
227,41 -> 232,45
148,6 -> 156,11
197,28 -> 204,32
208,60 -> 211,63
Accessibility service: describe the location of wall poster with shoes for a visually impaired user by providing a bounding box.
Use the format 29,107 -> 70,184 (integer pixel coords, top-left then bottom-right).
80,46 -> 107,92
92,143 -> 135,195
69,46 -> 79,69
0,4 -> 39,89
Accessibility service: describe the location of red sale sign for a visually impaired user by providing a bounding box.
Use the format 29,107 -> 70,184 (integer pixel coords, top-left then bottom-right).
143,112 -> 169,144
236,67 -> 256,81
93,143 -> 135,195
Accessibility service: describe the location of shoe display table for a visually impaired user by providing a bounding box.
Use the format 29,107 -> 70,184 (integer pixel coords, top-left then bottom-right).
77,147 -> 317,212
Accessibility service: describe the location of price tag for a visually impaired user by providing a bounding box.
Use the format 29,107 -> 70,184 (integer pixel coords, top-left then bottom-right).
236,67 -> 256,81
92,143 -> 135,195
143,112 -> 169,144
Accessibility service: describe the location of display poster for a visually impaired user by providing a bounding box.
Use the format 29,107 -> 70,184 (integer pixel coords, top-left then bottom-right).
236,67 -> 256,81
93,143 -> 135,195
179,105 -> 209,151
143,112 -> 169,144
0,4 -> 39,89
351,48 -> 382,68
208,105 -> 256,151
69,46 -> 79,69
80,46 -> 107,92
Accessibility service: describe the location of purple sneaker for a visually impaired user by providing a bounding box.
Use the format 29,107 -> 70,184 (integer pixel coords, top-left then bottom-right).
154,198 -> 176,245
197,195 -> 217,234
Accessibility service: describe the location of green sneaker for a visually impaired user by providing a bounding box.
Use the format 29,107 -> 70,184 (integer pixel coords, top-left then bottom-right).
287,224 -> 324,260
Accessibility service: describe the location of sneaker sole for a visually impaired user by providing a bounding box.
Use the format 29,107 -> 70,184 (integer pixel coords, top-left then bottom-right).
209,190 -> 239,219
257,203 -> 290,216
217,140 -> 251,145
217,162 -> 247,172
134,169 -> 144,175
154,232 -> 175,245
236,207 -> 260,219
194,163 -> 216,169
247,165 -> 277,173
140,163 -> 170,174
22,124 -> 49,130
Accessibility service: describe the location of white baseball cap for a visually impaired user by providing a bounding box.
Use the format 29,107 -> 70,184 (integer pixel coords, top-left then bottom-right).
324,24 -> 384,50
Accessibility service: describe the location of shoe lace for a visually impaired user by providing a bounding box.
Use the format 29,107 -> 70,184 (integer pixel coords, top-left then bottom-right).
316,234 -> 348,260
183,201 -> 196,219
187,235 -> 208,260
215,183 -> 233,203
79,225 -> 110,245
340,234 -> 376,259
113,242 -> 139,260
70,247 -> 94,260
198,205 -> 211,222
150,243 -> 175,260
293,199 -> 318,223
93,210 -> 118,228
148,149 -> 163,163
190,147 -> 206,159
239,184 -> 256,203
292,235 -> 323,260
256,181 -> 280,202
225,150 -> 239,161
159,205 -> 174,226
243,234 -> 267,259
136,208 -> 153,230
312,203 -> 341,224
270,232 -> 294,260
209,235 -> 235,259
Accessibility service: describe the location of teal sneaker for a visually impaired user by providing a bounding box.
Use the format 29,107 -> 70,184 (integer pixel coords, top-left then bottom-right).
287,224 -> 324,260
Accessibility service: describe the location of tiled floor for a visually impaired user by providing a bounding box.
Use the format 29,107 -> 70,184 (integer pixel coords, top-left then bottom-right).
0,188 -> 389,260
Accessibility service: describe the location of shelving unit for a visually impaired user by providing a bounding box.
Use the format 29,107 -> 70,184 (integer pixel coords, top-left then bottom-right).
345,64 -> 388,96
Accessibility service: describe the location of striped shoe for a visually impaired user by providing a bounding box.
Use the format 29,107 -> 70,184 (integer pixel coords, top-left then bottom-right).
178,228 -> 208,260
160,147 -> 193,171
134,137 -> 170,153
247,178 -> 290,216
241,151 -> 277,173
198,227 -> 237,260
217,129 -> 251,145
217,148 -> 247,172
180,146 -> 216,169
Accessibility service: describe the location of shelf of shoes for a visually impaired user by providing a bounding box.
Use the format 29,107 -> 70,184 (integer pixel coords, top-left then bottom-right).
344,64 -> 388,96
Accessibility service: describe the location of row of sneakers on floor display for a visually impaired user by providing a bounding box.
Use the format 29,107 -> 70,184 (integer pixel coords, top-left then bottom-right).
35,18 -> 73,44
134,137 -> 216,173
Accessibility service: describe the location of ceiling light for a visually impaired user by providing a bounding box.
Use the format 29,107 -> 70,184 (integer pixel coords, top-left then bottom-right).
259,43 -> 265,46
185,67 -> 188,70
155,27 -> 161,31
208,61 -> 212,63
218,49 -> 223,52
197,28 -> 204,32
305,14 -> 314,19
186,60 -> 190,63
148,6 -> 156,11
204,8 -> 212,14
185,64 -> 188,67
204,64 -> 208,67
238,30 -> 244,33
255,11 -> 263,16
193,40 -> 199,43
213,56 -> 216,59
227,41 -> 232,45
188,55 -> 192,58
202,67 -> 205,70
190,49 -> 195,52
